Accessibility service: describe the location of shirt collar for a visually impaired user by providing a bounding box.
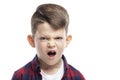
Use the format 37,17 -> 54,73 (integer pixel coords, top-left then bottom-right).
31,55 -> 69,72
62,55 -> 70,70
31,55 -> 40,72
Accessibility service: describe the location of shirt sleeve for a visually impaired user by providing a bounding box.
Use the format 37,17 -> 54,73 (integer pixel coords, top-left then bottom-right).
11,71 -> 21,80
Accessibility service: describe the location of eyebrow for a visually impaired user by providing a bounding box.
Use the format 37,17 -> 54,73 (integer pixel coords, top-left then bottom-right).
38,33 -> 64,37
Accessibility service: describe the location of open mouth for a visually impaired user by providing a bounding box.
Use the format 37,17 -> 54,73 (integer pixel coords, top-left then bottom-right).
47,50 -> 56,57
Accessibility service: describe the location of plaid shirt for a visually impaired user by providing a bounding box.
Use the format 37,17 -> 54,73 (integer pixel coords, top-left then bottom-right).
12,55 -> 85,80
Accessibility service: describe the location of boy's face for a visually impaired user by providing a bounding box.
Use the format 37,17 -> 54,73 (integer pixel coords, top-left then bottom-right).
27,22 -> 72,66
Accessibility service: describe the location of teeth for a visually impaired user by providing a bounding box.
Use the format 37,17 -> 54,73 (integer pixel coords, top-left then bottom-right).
48,51 -> 56,56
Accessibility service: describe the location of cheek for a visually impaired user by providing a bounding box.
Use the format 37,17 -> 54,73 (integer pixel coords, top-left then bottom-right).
56,40 -> 66,49
35,41 -> 47,51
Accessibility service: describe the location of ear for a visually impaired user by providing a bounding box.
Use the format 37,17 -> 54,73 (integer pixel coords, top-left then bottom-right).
27,35 -> 35,48
66,35 -> 72,47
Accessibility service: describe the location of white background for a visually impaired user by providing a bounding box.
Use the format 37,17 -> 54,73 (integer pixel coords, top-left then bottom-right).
0,0 -> 120,80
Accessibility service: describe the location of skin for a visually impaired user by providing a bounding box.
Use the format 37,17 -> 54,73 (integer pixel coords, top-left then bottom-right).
27,22 -> 72,75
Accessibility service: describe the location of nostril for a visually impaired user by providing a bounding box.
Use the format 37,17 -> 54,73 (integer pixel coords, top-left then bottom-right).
47,42 -> 55,47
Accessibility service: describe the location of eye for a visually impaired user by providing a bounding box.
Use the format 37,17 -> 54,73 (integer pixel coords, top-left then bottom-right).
39,37 -> 47,40
55,37 -> 63,40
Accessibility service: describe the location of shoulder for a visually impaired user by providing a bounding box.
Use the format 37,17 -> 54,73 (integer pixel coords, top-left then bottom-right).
68,64 -> 85,80
15,61 -> 32,74
11,61 -> 32,80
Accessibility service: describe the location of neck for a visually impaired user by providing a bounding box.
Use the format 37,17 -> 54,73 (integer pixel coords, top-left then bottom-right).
40,59 -> 62,75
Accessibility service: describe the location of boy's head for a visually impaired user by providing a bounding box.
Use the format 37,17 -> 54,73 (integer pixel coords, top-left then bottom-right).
27,3 -> 72,67
31,3 -> 69,36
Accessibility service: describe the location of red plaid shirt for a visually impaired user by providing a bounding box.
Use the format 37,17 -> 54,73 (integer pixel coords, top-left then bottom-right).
12,55 -> 85,80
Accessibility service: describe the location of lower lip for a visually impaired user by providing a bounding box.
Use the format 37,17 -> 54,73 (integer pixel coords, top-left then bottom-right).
48,55 -> 56,59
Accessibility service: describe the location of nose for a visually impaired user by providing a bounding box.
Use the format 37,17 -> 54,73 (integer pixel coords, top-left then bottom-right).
47,39 -> 55,48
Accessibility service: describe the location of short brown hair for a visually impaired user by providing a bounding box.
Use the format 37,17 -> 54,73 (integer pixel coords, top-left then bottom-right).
31,3 -> 69,35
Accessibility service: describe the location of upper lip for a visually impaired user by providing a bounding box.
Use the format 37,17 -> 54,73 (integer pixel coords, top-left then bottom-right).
47,50 -> 57,53
47,48 -> 56,51
47,50 -> 56,52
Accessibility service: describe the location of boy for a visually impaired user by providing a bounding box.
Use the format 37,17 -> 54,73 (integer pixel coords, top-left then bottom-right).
12,3 -> 85,80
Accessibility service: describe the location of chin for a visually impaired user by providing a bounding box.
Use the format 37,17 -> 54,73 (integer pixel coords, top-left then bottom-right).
46,59 -> 61,66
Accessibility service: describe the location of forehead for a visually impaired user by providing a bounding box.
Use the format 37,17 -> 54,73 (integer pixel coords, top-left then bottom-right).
35,22 -> 66,36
